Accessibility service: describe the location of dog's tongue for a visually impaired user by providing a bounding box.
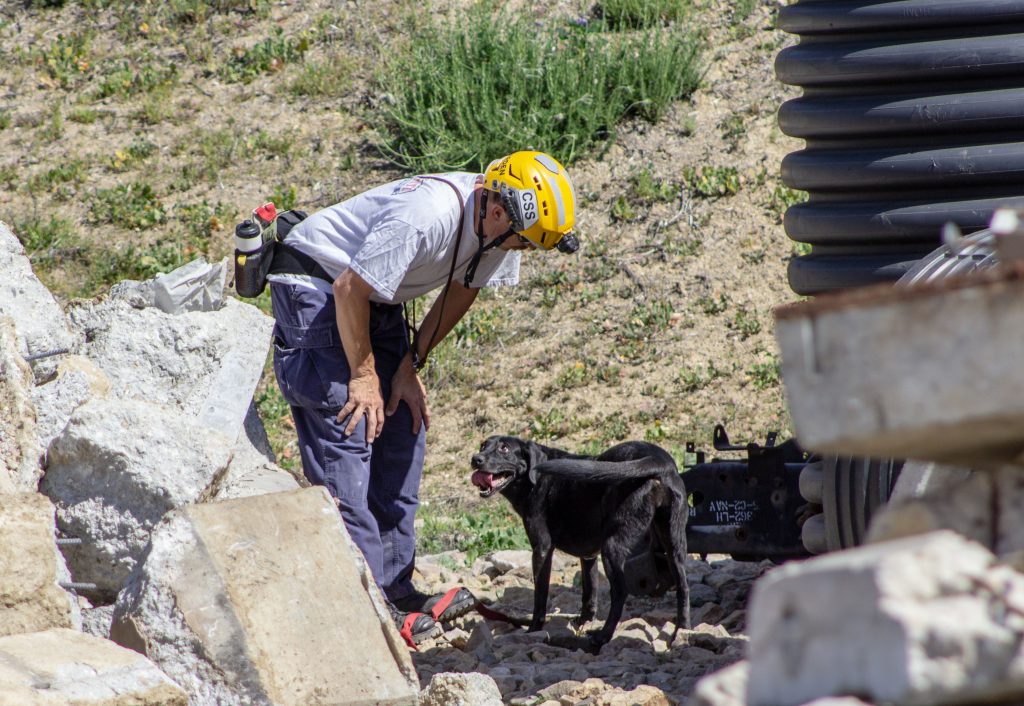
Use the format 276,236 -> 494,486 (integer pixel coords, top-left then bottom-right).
471,470 -> 494,490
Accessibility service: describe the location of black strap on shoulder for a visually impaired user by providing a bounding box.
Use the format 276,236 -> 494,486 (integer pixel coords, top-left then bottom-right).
404,175 -> 467,371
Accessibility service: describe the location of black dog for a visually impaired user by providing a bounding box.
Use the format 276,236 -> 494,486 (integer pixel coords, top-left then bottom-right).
471,436 -> 689,650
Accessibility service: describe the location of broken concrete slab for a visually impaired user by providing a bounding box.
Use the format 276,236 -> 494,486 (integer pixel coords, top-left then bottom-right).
111,486 -> 419,706
30,355 -> 110,460
40,397 -> 232,597
775,265 -> 1024,466
746,530 -> 1024,706
0,493 -> 80,637
0,318 -> 41,492
0,628 -> 186,705
0,220 -> 79,382
205,441 -> 300,502
690,661 -> 748,706
66,282 -> 273,446
869,465 -> 1024,564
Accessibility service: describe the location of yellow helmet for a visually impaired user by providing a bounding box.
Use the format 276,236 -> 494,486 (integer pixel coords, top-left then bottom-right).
483,151 -> 578,252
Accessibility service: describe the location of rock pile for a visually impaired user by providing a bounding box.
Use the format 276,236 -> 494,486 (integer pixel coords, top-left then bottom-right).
410,549 -> 766,705
6,208 -> 1024,706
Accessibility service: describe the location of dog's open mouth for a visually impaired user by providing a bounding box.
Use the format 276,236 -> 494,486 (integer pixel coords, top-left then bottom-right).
471,470 -> 514,498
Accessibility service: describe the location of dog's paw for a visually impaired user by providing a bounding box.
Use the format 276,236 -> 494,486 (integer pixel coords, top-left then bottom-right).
570,612 -> 595,630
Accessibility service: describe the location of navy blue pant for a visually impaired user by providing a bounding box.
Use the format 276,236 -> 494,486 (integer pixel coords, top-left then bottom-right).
270,281 -> 425,602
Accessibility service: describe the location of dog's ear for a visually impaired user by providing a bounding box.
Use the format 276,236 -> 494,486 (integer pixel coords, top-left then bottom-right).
526,442 -> 546,484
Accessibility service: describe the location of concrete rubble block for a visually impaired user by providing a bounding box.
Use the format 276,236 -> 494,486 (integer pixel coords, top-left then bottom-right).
868,469 -> 994,549
774,266 -> 1024,466
40,397 -> 233,597
0,220 -> 79,381
687,661 -> 749,706
419,672 -> 503,706
0,628 -> 186,706
111,486 -> 419,706
870,465 -> 1024,563
30,355 -> 110,457
0,318 -> 41,491
66,281 -> 273,445
204,400 -> 304,503
746,530 -> 1024,706
0,493 -> 80,636
206,440 -> 300,502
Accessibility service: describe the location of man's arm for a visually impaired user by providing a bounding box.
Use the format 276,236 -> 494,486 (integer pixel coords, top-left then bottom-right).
412,281 -> 480,364
333,269 -> 385,442
387,281 -> 480,434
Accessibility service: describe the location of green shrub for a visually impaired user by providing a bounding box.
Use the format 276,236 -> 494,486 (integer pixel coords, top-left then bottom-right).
91,182 -> 167,230
677,362 -> 722,392
749,355 -> 781,390
95,60 -> 178,100
67,107 -> 98,124
682,165 -> 740,198
379,7 -> 702,171
166,0 -> 271,25
220,28 -> 310,83
596,0 -> 692,30
289,54 -> 355,98
13,216 -> 76,264
39,32 -> 92,88
27,159 -> 86,196
108,138 -> 157,172
270,184 -> 298,211
769,184 -> 807,222
417,502 -> 529,561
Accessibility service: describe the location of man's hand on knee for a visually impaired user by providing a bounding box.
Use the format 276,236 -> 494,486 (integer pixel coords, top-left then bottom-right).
339,372 -> 385,441
387,357 -> 430,434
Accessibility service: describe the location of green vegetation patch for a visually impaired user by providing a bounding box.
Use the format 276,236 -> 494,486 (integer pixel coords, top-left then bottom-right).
682,165 -> 740,198
418,502 -> 529,561
39,32 -> 92,88
596,0 -> 692,30
95,60 -> 179,100
379,6 -> 702,171
90,182 -> 167,230
220,28 -> 310,83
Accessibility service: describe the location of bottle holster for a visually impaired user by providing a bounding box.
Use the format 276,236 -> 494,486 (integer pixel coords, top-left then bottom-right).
234,209 -> 319,298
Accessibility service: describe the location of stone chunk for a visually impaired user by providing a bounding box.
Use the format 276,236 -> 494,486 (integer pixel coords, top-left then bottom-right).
41,397 -> 232,597
67,285 -> 272,445
111,486 -> 419,706
419,672 -> 503,706
774,269 -> 1024,466
30,355 -> 110,457
746,530 -> 1024,706
0,493 -> 79,636
691,660 -> 748,706
0,318 -> 40,491
0,220 -> 79,381
0,628 -> 186,705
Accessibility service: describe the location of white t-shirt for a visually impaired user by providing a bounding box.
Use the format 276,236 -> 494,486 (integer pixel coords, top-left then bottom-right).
273,172 -> 520,304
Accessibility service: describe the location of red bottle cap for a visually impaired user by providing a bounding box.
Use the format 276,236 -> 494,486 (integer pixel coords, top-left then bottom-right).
255,202 -> 277,225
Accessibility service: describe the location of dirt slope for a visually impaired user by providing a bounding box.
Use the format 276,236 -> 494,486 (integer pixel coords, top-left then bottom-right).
0,0 -> 802,514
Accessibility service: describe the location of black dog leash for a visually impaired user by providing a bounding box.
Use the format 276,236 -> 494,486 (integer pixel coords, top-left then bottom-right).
474,601 -> 531,627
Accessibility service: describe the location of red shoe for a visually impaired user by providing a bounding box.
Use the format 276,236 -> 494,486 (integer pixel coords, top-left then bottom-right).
388,603 -> 441,648
393,587 -> 477,623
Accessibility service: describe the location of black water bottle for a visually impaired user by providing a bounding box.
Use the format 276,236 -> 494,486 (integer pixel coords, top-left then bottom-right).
234,219 -> 268,298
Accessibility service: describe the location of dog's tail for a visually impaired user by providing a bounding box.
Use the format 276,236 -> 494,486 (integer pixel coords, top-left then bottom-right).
532,455 -> 676,483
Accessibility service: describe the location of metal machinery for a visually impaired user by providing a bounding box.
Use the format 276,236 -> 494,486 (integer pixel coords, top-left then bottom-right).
681,1 -> 1024,562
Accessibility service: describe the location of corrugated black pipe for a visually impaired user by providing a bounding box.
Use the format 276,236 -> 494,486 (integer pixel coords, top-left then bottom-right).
775,0 -> 1024,295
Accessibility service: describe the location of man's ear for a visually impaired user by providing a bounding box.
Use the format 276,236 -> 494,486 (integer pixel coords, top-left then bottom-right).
526,442 -> 546,484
